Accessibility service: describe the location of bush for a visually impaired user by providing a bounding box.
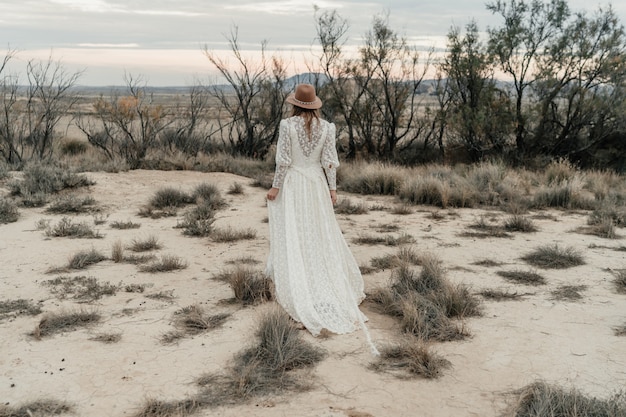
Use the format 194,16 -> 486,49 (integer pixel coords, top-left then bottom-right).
149,187 -> 194,209
139,254 -> 187,273
0,399 -> 73,416
214,266 -> 272,305
192,182 -> 226,209
45,195 -> 98,214
177,201 -> 216,237
60,139 -> 88,155
0,197 -> 19,224
9,162 -> 94,196
44,217 -> 102,239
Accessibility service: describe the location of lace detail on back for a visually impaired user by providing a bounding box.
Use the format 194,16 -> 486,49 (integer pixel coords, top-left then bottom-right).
292,117 -> 323,157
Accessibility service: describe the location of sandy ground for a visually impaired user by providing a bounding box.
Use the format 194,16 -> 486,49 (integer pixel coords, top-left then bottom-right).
0,169 -> 625,417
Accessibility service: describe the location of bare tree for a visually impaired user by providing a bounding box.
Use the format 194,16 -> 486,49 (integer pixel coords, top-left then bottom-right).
76,74 -> 172,168
0,53 -> 81,163
204,27 -> 287,158
355,13 -> 431,159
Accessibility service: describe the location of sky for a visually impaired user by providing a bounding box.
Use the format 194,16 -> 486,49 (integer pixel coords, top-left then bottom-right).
1,0 -> 625,86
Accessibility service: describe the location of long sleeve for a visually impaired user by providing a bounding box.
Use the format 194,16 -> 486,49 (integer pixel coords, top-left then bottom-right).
272,119 -> 292,188
321,122 -> 340,190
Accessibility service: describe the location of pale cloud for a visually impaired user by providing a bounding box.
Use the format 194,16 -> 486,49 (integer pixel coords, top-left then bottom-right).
224,1 -> 341,15
49,0 -> 123,13
77,43 -> 141,48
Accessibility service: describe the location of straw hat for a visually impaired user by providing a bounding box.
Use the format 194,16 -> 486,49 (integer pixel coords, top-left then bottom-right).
285,83 -> 322,109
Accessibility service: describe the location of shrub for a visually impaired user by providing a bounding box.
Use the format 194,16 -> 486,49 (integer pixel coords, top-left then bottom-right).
44,217 -> 102,239
60,139 -> 88,155
90,333 -> 122,343
45,195 -> 98,214
149,187 -> 194,209
399,176 -> 448,208
192,182 -> 226,208
521,244 -> 585,269
10,162 -> 94,196
0,197 -> 19,224
177,201 -> 216,237
353,233 -> 415,246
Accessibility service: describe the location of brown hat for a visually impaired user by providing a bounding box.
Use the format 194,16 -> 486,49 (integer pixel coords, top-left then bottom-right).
285,83 -> 322,109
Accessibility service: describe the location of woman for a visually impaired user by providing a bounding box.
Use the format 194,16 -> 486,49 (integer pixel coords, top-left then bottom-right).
265,83 -> 378,354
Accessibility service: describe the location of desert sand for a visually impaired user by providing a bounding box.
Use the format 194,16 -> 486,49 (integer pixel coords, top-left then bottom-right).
1,169 -> 624,417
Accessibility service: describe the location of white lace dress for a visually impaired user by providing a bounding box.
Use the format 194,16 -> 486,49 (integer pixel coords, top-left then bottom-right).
266,116 -> 378,354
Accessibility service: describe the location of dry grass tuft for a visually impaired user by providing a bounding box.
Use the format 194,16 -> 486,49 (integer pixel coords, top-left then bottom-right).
577,217 -> 618,239
353,233 -> 415,246
550,285 -> 587,301
370,246 -> 424,270
128,235 -> 162,252
32,309 -> 101,339
43,275 -> 118,302
478,289 -> 527,301
169,305 -> 230,338
614,324 -> 626,337
504,215 -> 538,232
369,252 -> 480,341
44,217 -> 102,239
131,398 -> 201,417
391,204 -> 414,215
497,270 -> 547,286
192,182 -> 226,209
472,259 -> 503,267
612,269 -> 626,294
9,162 -> 94,196
370,339 -> 451,378
509,381 -> 626,417
227,182 -> 245,195
214,266 -> 273,305
0,399 -> 73,417
521,244 -> 585,269
177,201 -> 216,237
136,307 -> 325,414
225,256 -> 260,265
66,248 -> 107,270
211,226 -> 257,243
90,332 -> 122,343
139,255 -> 188,273
0,299 -> 42,320
339,163 -> 405,195
110,220 -> 141,229
334,198 -> 369,215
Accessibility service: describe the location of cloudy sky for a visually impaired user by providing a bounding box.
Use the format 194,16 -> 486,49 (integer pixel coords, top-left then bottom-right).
1,0 -> 624,86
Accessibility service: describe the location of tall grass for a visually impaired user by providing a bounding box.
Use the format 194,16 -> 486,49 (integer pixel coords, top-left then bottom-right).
0,197 -> 19,223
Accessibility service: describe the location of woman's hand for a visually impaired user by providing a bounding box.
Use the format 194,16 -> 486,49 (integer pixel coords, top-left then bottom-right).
330,190 -> 337,206
266,187 -> 279,201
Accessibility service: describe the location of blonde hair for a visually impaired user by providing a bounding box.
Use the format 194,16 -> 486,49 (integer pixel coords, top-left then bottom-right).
291,106 -> 320,139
